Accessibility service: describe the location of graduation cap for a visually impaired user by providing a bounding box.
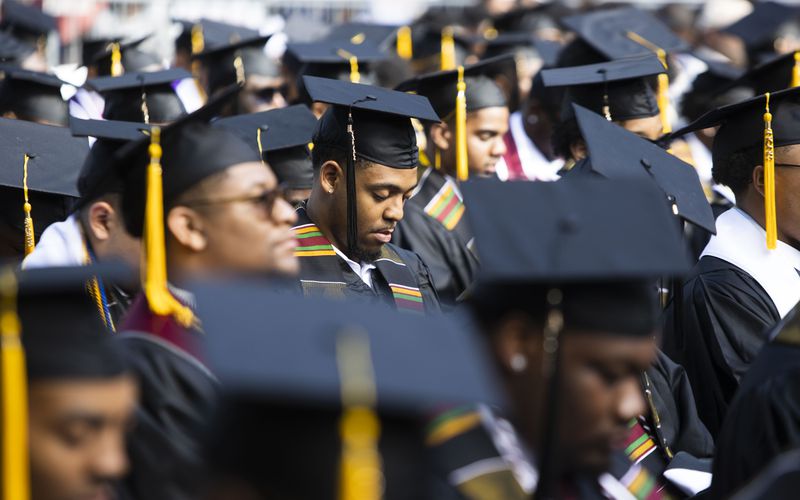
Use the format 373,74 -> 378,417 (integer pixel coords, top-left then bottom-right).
69,117 -> 152,208
87,36 -> 161,77
572,103 -> 716,233
400,23 -> 472,72
0,118 -> 88,255
87,68 -> 190,124
672,85 -> 800,249
116,85 -> 257,328
729,51 -> 800,96
561,7 -> 688,61
193,35 -> 277,93
490,4 -> 563,34
722,1 -> 800,58
0,262 -> 133,500
482,33 -> 562,68
541,55 -> 665,122
462,176 -> 690,497
304,75 -> 439,254
284,40 -> 386,88
0,30 -> 35,64
174,18 -> 260,55
323,22 -> 400,50
0,65 -> 68,126
0,0 -> 56,46
212,104 -> 317,190
195,281 -> 503,499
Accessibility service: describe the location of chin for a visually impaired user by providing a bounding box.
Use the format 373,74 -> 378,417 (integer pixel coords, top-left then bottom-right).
273,257 -> 300,277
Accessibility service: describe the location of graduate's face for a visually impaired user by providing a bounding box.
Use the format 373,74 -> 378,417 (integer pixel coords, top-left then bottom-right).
465,107 -> 510,177
28,376 -> 137,500
773,145 -> 800,249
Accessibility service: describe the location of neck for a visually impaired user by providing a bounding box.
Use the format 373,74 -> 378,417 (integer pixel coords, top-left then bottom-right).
306,193 -> 348,255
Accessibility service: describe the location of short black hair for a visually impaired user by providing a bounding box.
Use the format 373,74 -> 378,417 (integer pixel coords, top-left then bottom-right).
311,144 -> 370,173
713,144 -> 760,195
551,116 -> 584,161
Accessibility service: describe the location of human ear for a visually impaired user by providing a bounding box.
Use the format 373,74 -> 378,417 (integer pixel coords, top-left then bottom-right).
320,160 -> 343,194
86,201 -> 114,241
430,122 -> 452,152
166,206 -> 207,252
752,164 -> 765,197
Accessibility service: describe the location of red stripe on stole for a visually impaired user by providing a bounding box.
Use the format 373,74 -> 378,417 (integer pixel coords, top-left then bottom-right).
296,235 -> 330,247
436,192 -> 461,223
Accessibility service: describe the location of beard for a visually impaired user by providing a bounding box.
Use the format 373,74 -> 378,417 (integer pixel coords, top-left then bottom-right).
350,243 -> 381,263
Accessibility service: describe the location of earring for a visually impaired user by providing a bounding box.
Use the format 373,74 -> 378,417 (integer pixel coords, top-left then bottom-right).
510,353 -> 527,373
328,188 -> 334,194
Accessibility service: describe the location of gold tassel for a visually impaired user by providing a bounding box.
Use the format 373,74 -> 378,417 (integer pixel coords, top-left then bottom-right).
22,154 -> 34,256
110,42 -> 123,77
434,148 -> 441,170
143,127 -> 196,326
257,127 -> 268,166
233,53 -> 245,86
0,267 -> 29,500
792,51 -> 800,88
337,329 -> 382,500
455,66 -> 468,181
397,26 -> 413,60
440,27 -> 456,71
190,24 -> 208,103
418,149 -> 431,168
350,32 -> 366,45
141,91 -> 150,125
337,49 -> 361,84
764,93 -> 777,250
626,32 -> 671,134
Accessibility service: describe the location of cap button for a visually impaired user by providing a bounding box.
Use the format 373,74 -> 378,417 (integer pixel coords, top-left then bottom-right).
640,158 -> 652,170
558,215 -> 579,233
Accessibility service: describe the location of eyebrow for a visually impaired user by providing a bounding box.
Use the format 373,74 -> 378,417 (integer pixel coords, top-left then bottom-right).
366,182 -> 418,193
59,412 -> 107,428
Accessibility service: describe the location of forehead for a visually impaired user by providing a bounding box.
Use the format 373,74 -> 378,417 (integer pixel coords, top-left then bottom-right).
468,106 -> 510,126
222,161 -> 277,186
30,376 -> 137,411
564,332 -> 656,363
358,163 -> 418,187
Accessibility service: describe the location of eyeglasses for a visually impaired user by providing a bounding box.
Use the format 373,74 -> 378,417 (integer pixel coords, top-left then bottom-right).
776,163 -> 800,169
182,184 -> 288,217
254,84 -> 289,103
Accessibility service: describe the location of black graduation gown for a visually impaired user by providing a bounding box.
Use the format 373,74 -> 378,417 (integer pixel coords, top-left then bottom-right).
116,295 -> 217,500
710,310 -> 800,498
294,206 -> 441,314
392,169 -> 479,307
662,256 -> 780,438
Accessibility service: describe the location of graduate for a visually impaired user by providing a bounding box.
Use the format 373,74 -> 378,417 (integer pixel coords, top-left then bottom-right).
213,104 -> 318,206
194,283 -> 501,499
293,76 -> 441,314
392,55 -> 511,306
23,119 -> 151,330
0,66 -> 69,126
0,118 -> 88,260
113,88 -> 298,500
664,86 -> 800,437
432,177 -> 691,499
0,265 -> 137,500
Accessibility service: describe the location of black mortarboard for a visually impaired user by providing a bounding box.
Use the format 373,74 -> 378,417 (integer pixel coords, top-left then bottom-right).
16,264 -> 134,380
572,103 -> 716,233
88,36 -> 162,76
323,22 -> 399,50
175,18 -> 260,54
193,35 -> 278,93
70,117 -> 152,207
561,7 -> 688,61
490,4 -> 565,34
483,33 -> 562,68
213,104 -> 317,189
541,55 -> 664,121
730,51 -> 800,95
722,2 -> 800,56
0,30 -> 35,64
118,85 -> 260,238
0,0 -> 56,44
396,54 -> 511,118
196,282 -> 502,499
304,75 -> 439,252
729,448 -> 800,500
87,68 -> 190,123
0,65 -> 68,126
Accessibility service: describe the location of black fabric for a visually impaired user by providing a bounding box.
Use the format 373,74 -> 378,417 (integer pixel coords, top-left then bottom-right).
565,77 -> 658,121
0,67 -> 68,126
116,332 -> 218,500
120,122 -> 260,238
0,186 -> 75,258
732,51 -> 800,95
0,0 -> 56,40
0,31 -> 35,64
102,83 -> 186,123
392,169 -> 478,308
314,105 -> 419,168
722,2 -> 800,51
194,36 -> 278,93
661,256 -> 781,438
267,146 -> 313,189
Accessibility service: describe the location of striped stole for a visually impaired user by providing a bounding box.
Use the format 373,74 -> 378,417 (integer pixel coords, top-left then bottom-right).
423,175 -> 466,231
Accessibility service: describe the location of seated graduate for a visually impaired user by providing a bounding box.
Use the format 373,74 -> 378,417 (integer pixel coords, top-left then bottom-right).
392,55 -> 511,306
426,177 -> 692,499
113,88 -> 298,500
0,118 -> 88,261
664,85 -> 800,437
292,76 -> 442,314
0,67 -> 70,127
0,265 -> 137,500
192,283 -> 501,499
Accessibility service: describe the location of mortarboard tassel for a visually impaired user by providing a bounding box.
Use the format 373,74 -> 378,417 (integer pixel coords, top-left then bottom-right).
397,26 -> 413,60
346,110 -> 359,254
257,126 -> 268,166
455,65 -> 469,181
600,69 -> 612,121
142,127 -> 196,327
190,23 -> 208,103
792,51 -> 800,88
626,32 -> 671,134
0,268 -> 29,500
440,27 -> 456,71
141,91 -> 150,125
22,154 -> 35,256
350,32 -> 366,45
337,329 -> 383,500
337,49 -> 361,84
110,42 -> 123,77
763,93 -> 777,250
233,53 -> 246,86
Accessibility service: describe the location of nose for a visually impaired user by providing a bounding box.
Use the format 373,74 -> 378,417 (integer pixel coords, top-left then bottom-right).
491,135 -> 507,158
272,91 -> 287,109
616,376 -> 646,423
273,197 -> 297,226
384,196 -> 405,223
91,433 -> 129,481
